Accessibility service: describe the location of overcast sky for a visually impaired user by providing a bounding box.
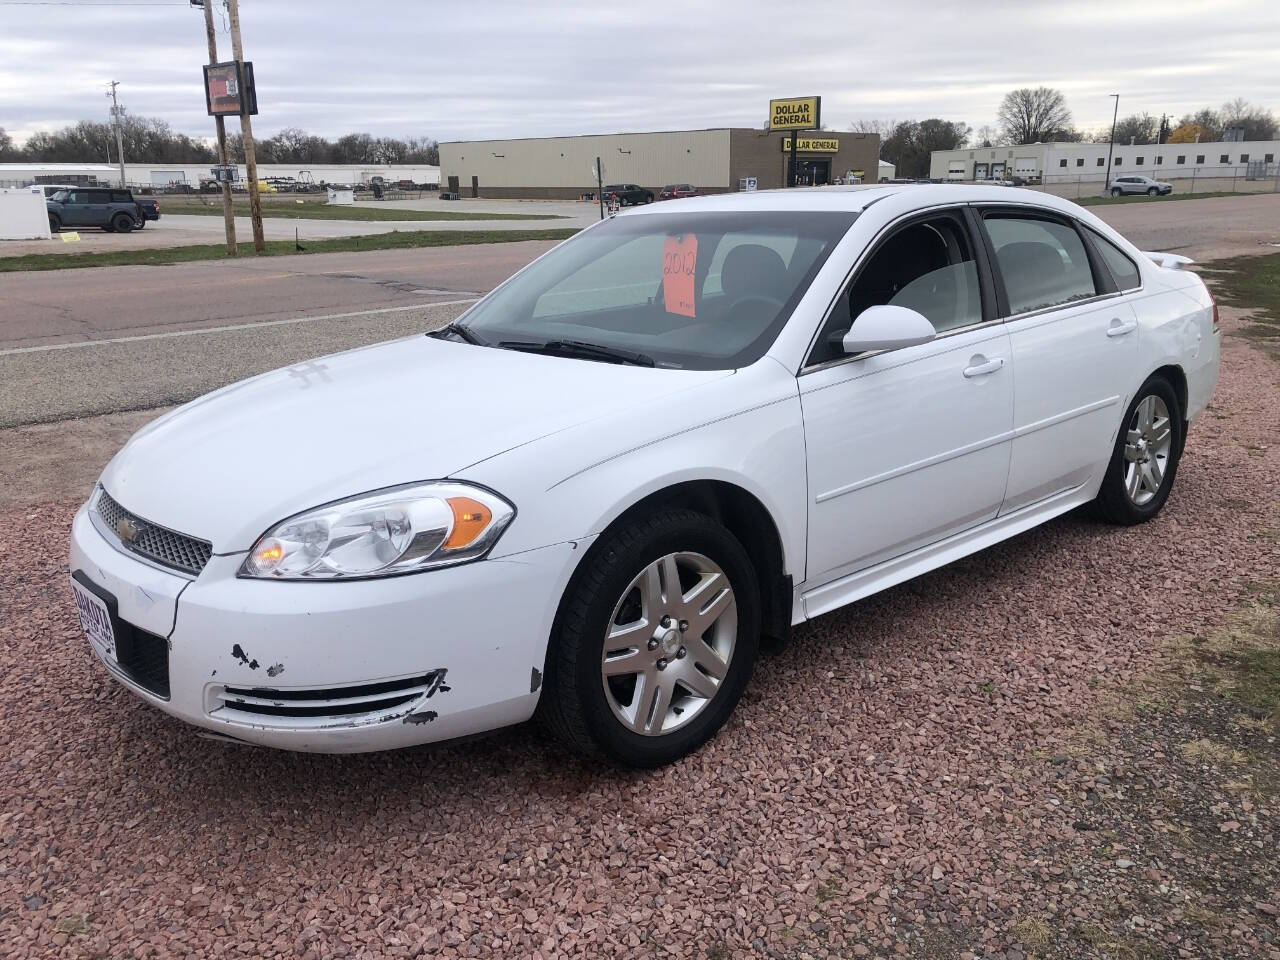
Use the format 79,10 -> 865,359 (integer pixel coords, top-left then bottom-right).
1,0 -> 1277,147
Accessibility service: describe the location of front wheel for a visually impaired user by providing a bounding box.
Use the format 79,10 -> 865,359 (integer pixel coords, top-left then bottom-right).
1094,376 -> 1183,525
1147,187 -> 1159,197
48,215 -> 61,233
539,509 -> 760,767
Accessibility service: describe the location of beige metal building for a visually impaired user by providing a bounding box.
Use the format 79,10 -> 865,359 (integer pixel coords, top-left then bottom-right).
439,129 -> 880,199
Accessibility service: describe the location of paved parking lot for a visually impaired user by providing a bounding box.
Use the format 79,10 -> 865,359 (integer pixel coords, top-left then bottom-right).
0,198 -> 597,257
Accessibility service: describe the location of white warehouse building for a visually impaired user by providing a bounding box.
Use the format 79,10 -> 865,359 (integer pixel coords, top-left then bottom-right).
929,140 -> 1279,186
0,161 -> 439,190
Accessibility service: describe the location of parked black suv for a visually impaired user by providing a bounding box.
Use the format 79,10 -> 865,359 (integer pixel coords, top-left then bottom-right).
46,188 -> 157,233
603,184 -> 654,206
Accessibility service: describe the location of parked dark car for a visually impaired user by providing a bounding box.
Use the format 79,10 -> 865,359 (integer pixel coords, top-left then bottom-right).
659,183 -> 697,201
46,188 -> 155,233
604,183 -> 653,206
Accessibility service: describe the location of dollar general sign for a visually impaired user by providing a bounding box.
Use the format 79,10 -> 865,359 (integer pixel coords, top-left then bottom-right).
768,97 -> 821,131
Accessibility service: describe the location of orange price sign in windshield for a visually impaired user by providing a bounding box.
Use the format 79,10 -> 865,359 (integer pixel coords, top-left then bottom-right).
662,233 -> 698,318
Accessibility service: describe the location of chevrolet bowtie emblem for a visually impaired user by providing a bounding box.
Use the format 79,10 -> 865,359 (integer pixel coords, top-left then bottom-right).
116,517 -> 141,543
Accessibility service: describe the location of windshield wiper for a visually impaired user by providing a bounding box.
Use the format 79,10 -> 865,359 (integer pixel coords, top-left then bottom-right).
496,338 -> 656,367
433,321 -> 489,346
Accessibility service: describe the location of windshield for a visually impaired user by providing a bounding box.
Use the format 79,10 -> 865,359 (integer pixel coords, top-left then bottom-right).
458,210 -> 856,370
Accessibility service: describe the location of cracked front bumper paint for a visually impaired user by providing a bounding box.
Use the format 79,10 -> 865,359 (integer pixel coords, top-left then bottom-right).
69,504 -> 590,753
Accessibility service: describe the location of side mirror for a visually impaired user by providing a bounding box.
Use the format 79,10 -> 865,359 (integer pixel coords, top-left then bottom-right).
842,304 -> 938,354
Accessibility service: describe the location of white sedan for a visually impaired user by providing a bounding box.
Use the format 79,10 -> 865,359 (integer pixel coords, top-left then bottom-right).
69,185 -> 1220,767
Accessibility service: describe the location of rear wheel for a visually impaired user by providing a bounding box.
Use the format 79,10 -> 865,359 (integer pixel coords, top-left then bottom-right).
48,215 -> 60,233
539,509 -> 760,767
1111,187 -> 1122,197
1094,376 -> 1183,525
111,213 -> 134,233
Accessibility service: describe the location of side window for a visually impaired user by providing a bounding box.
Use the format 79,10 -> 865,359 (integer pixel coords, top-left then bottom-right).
111,191 -> 132,203
810,213 -> 984,365
984,215 -> 1098,315
1085,226 -> 1141,291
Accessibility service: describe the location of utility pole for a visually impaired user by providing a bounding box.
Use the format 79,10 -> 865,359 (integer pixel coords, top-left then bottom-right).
199,0 -> 237,254
1103,94 -> 1119,196
226,0 -> 265,252
107,81 -> 126,187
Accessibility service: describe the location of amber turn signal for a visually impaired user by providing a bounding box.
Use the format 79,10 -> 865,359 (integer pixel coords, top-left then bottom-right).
444,497 -> 493,550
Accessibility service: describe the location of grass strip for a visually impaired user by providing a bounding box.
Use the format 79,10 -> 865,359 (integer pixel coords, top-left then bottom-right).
0,228 -> 580,273
1075,190 -> 1267,207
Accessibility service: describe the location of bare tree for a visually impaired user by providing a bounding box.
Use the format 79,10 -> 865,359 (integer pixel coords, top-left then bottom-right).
997,87 -> 1074,144
973,124 -> 1003,148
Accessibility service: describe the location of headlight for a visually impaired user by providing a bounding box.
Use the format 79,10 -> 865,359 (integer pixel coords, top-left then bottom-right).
239,482 -> 515,580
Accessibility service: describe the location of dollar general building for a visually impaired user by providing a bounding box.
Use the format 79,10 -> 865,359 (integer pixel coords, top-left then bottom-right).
438,129 -> 881,199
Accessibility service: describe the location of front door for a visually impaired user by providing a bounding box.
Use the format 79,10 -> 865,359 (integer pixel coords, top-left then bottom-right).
61,189 -> 91,226
800,208 -> 1014,606
976,208 -> 1140,512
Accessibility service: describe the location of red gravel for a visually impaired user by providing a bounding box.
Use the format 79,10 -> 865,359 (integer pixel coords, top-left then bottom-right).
1,318 -> 1277,959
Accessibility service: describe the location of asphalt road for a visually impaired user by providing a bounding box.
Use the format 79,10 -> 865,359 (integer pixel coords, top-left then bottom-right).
0,240 -> 558,350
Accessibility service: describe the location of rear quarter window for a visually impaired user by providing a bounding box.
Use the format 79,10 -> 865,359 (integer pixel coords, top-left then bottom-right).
1085,226 -> 1141,291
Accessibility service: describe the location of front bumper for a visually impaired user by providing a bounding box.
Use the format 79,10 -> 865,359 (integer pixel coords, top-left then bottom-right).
69,504 -> 588,752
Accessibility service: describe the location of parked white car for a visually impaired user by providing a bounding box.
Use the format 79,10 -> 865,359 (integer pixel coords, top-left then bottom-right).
70,185 -> 1220,767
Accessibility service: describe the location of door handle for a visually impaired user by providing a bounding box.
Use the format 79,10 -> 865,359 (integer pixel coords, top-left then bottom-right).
1107,318 -> 1138,338
963,356 -> 1005,378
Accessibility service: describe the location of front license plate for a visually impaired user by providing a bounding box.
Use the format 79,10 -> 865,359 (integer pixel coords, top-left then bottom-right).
71,577 -> 116,663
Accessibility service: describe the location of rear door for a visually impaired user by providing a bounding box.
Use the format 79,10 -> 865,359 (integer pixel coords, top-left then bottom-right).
976,207 -> 1139,513
86,190 -> 113,226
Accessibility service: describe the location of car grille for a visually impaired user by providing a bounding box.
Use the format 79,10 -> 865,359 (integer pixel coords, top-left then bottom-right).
212,671 -> 447,729
94,488 -> 212,576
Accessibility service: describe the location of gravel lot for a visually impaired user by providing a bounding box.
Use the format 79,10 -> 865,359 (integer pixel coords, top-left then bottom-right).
1,316 -> 1276,957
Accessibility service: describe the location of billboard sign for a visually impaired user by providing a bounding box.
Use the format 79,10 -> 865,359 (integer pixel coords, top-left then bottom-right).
203,61 -> 258,117
768,96 -> 821,132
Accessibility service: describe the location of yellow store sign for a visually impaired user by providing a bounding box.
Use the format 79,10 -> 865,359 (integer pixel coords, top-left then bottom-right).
780,137 -> 840,153
768,96 -> 821,131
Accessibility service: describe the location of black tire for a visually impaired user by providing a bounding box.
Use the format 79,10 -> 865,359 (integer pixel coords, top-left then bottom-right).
1094,375 -> 1183,525
539,509 -> 760,767
1147,187 -> 1158,197
48,215 -> 60,233
111,213 -> 134,233
1111,187 -> 1122,197
134,219 -> 146,230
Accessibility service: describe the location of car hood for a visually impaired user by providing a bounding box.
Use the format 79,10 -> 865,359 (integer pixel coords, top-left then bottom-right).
101,335 -> 729,552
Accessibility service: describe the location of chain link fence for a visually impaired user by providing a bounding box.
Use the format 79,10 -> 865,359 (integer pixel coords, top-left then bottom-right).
1034,164 -> 1279,199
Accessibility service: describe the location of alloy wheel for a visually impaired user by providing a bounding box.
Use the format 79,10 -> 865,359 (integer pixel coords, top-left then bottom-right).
1123,394 -> 1173,506
600,551 -> 737,736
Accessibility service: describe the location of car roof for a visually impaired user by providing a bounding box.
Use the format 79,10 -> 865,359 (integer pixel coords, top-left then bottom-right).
619,183 -> 1088,217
